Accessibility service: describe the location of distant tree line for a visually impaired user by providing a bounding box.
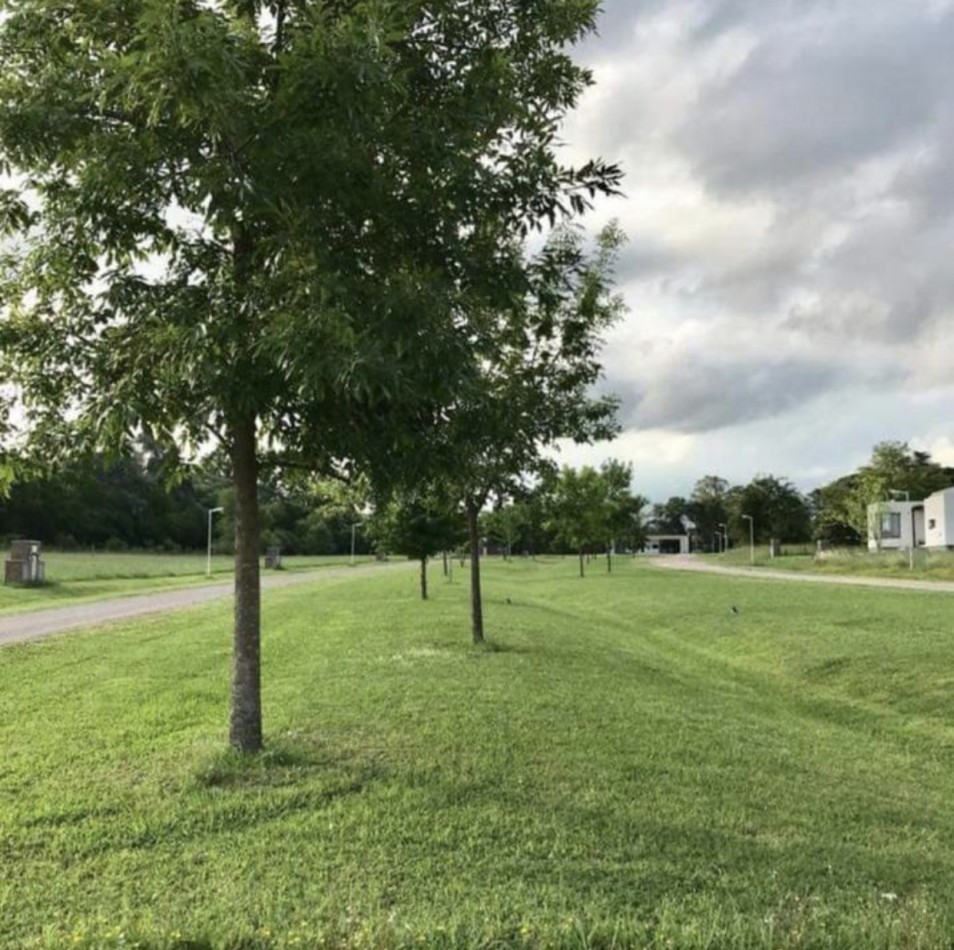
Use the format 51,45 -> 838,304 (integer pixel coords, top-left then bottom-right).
648,441 -> 954,551
0,449 -> 372,557
6,440 -> 948,559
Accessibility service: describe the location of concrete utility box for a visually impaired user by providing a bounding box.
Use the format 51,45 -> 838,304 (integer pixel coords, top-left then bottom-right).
5,539 -> 45,585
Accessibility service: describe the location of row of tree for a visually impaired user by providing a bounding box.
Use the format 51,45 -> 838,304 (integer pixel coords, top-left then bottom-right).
0,0 -> 625,752
369,459 -> 646,598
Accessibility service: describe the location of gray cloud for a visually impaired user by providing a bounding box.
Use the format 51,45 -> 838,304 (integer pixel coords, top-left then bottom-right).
604,348 -> 848,433
678,8 -> 954,196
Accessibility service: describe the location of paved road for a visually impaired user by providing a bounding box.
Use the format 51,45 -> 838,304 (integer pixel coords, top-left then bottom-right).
0,561 -> 414,648
650,554 -> 954,593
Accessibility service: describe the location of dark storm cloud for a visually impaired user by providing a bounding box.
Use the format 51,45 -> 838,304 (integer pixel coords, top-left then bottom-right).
606,352 -> 846,433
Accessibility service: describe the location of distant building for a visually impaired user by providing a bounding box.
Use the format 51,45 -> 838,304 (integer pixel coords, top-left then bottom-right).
867,487 -> 954,550
638,534 -> 690,555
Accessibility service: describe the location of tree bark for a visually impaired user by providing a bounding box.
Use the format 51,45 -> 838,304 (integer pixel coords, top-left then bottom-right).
420,556 -> 428,600
467,501 -> 484,643
229,412 -> 263,753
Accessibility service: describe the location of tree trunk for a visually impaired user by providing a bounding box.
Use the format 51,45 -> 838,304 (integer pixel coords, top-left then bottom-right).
229,412 -> 263,753
442,550 -> 449,577
467,501 -> 484,643
420,556 -> 428,600
579,548 -> 585,578
607,543 -> 612,573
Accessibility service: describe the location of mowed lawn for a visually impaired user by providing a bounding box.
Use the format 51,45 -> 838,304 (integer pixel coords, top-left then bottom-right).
0,552 -> 374,616
710,545 -> 954,583
2,559 -> 954,949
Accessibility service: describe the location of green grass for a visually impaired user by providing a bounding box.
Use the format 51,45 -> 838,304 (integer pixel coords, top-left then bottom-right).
0,552 -> 375,615
3,557 -> 954,948
711,544 -> 954,581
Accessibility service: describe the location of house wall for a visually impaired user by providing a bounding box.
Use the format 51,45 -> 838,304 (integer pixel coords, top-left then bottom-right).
924,488 -> 954,549
867,502 -> 923,551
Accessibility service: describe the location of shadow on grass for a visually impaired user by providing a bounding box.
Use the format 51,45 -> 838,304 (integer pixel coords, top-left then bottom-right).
193,736 -> 388,794
469,638 -> 530,656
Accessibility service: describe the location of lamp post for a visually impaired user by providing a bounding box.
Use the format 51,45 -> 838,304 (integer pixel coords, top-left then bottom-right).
742,514 -> 754,565
206,506 -> 224,576
718,522 -> 727,553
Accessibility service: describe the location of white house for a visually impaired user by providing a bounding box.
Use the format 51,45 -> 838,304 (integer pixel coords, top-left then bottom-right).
638,534 -> 690,555
924,487 -> 954,549
866,500 -> 924,551
868,488 -> 954,550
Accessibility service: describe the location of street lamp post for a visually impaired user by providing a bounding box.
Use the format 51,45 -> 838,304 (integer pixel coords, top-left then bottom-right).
742,514 -> 754,565
206,506 -> 224,577
718,523 -> 727,554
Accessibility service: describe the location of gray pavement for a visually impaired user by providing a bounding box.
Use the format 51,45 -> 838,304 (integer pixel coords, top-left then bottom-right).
0,561 -> 413,648
649,554 -> 954,593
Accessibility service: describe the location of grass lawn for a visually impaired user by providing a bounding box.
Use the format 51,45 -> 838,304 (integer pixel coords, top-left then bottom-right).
0,553 -> 375,616
710,544 -> 954,582
2,557 -> 954,948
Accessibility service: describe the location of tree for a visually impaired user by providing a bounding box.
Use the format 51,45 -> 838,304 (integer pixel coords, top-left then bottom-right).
600,458 -> 646,570
728,475 -> 811,544
545,465 -> 611,577
482,502 -> 528,561
689,475 -> 729,550
809,474 -> 863,546
0,1 -> 621,750
368,494 -> 461,600
649,497 -> 693,535
411,223 -> 623,641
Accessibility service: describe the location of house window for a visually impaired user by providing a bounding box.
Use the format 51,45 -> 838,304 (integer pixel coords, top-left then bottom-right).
929,518 -> 937,530
881,512 -> 902,538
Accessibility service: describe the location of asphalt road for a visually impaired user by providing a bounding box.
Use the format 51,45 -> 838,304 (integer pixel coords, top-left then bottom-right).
0,560 -> 413,648
650,554 -> 954,593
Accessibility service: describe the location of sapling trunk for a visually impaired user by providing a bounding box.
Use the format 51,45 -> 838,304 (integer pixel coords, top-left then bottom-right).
467,502 -> 484,642
420,556 -> 428,600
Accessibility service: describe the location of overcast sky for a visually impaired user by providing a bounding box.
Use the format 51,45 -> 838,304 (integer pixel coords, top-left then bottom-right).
553,0 -> 954,501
